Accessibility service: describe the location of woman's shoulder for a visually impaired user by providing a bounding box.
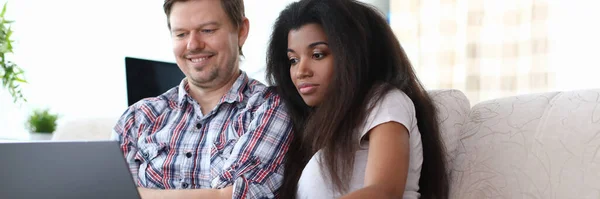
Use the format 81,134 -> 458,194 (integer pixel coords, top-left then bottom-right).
358,87 -> 418,147
371,88 -> 415,113
362,88 -> 417,132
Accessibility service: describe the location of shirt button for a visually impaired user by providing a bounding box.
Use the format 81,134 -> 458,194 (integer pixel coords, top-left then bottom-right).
142,153 -> 149,158
195,123 -> 202,129
185,152 -> 192,158
182,182 -> 189,188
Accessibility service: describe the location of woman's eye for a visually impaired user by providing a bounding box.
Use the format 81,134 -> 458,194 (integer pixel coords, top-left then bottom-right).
289,58 -> 299,65
312,53 -> 324,59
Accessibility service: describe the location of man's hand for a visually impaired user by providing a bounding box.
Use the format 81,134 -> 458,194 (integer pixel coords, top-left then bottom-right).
137,186 -> 233,199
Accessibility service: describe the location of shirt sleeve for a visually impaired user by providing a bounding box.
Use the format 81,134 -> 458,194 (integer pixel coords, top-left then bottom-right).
210,93 -> 294,199
112,106 -> 143,185
359,89 -> 416,148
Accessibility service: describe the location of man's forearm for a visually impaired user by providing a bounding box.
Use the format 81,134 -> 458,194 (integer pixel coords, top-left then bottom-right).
137,186 -> 233,199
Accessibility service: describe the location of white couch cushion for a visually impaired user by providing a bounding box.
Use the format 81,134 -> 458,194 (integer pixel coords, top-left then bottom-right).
52,117 -> 118,141
451,89 -> 600,198
428,89 -> 471,169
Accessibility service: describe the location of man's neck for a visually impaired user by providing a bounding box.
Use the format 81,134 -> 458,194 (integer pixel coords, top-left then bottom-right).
188,71 -> 241,115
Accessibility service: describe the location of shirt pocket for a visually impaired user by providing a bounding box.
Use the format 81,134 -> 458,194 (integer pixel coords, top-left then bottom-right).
135,143 -> 167,188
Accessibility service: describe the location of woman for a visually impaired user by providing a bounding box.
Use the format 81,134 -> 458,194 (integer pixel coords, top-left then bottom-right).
266,0 -> 448,198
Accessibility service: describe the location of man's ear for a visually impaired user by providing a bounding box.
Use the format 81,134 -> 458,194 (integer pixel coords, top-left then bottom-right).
238,17 -> 250,50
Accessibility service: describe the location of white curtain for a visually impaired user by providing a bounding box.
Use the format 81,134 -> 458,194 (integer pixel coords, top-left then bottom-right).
390,0 -> 555,103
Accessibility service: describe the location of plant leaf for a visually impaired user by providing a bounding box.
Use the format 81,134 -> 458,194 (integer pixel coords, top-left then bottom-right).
14,77 -> 26,83
0,2 -> 26,104
0,2 -> 7,18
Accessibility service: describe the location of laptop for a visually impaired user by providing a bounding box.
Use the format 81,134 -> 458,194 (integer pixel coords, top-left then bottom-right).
0,140 -> 141,199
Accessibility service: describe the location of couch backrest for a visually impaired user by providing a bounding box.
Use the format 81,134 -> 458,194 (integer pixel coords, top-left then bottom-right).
450,89 -> 600,198
428,89 -> 471,171
52,117 -> 117,141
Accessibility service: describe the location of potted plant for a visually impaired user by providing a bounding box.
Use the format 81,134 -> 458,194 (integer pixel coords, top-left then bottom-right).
0,2 -> 26,104
26,108 -> 59,140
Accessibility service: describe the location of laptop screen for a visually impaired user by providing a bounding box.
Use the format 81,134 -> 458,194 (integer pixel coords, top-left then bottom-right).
125,57 -> 185,106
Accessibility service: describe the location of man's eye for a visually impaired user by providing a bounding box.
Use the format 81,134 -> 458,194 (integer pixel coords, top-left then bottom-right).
175,33 -> 186,38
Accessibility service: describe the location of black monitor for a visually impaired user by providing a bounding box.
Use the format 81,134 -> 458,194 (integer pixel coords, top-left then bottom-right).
125,57 -> 185,106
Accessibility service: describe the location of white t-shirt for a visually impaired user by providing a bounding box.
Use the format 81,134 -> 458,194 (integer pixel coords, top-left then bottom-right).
296,89 -> 423,199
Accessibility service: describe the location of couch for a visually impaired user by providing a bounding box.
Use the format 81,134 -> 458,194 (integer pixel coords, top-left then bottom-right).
51,117 -> 118,141
53,89 -> 600,198
433,89 -> 600,199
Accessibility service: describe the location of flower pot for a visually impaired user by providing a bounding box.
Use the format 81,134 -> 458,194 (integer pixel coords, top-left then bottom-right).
29,132 -> 53,141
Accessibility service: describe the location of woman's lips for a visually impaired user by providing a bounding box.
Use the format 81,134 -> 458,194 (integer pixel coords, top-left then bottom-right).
298,83 -> 319,95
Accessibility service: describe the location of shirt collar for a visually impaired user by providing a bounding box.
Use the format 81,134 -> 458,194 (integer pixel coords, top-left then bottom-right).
220,71 -> 249,104
177,70 -> 249,106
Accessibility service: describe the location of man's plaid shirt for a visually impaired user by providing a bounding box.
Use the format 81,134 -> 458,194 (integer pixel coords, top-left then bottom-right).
112,71 -> 293,198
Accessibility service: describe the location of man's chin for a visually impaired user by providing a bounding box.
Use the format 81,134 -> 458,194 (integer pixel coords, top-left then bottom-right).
187,76 -> 218,88
188,64 -> 208,72
187,77 -> 211,85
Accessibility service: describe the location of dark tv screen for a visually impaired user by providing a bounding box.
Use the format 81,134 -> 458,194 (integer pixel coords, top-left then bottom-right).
125,57 -> 185,106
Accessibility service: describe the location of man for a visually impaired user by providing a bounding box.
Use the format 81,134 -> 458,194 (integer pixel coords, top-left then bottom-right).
111,0 -> 293,198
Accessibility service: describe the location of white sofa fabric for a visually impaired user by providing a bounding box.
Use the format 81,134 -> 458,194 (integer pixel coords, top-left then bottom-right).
428,89 -> 471,172
445,89 -> 600,199
52,117 -> 117,141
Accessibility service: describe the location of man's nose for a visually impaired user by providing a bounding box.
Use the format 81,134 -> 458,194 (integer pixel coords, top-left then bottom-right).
186,32 -> 205,51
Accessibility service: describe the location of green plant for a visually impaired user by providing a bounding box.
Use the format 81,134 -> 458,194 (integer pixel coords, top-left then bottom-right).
26,108 -> 59,133
0,2 -> 26,103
